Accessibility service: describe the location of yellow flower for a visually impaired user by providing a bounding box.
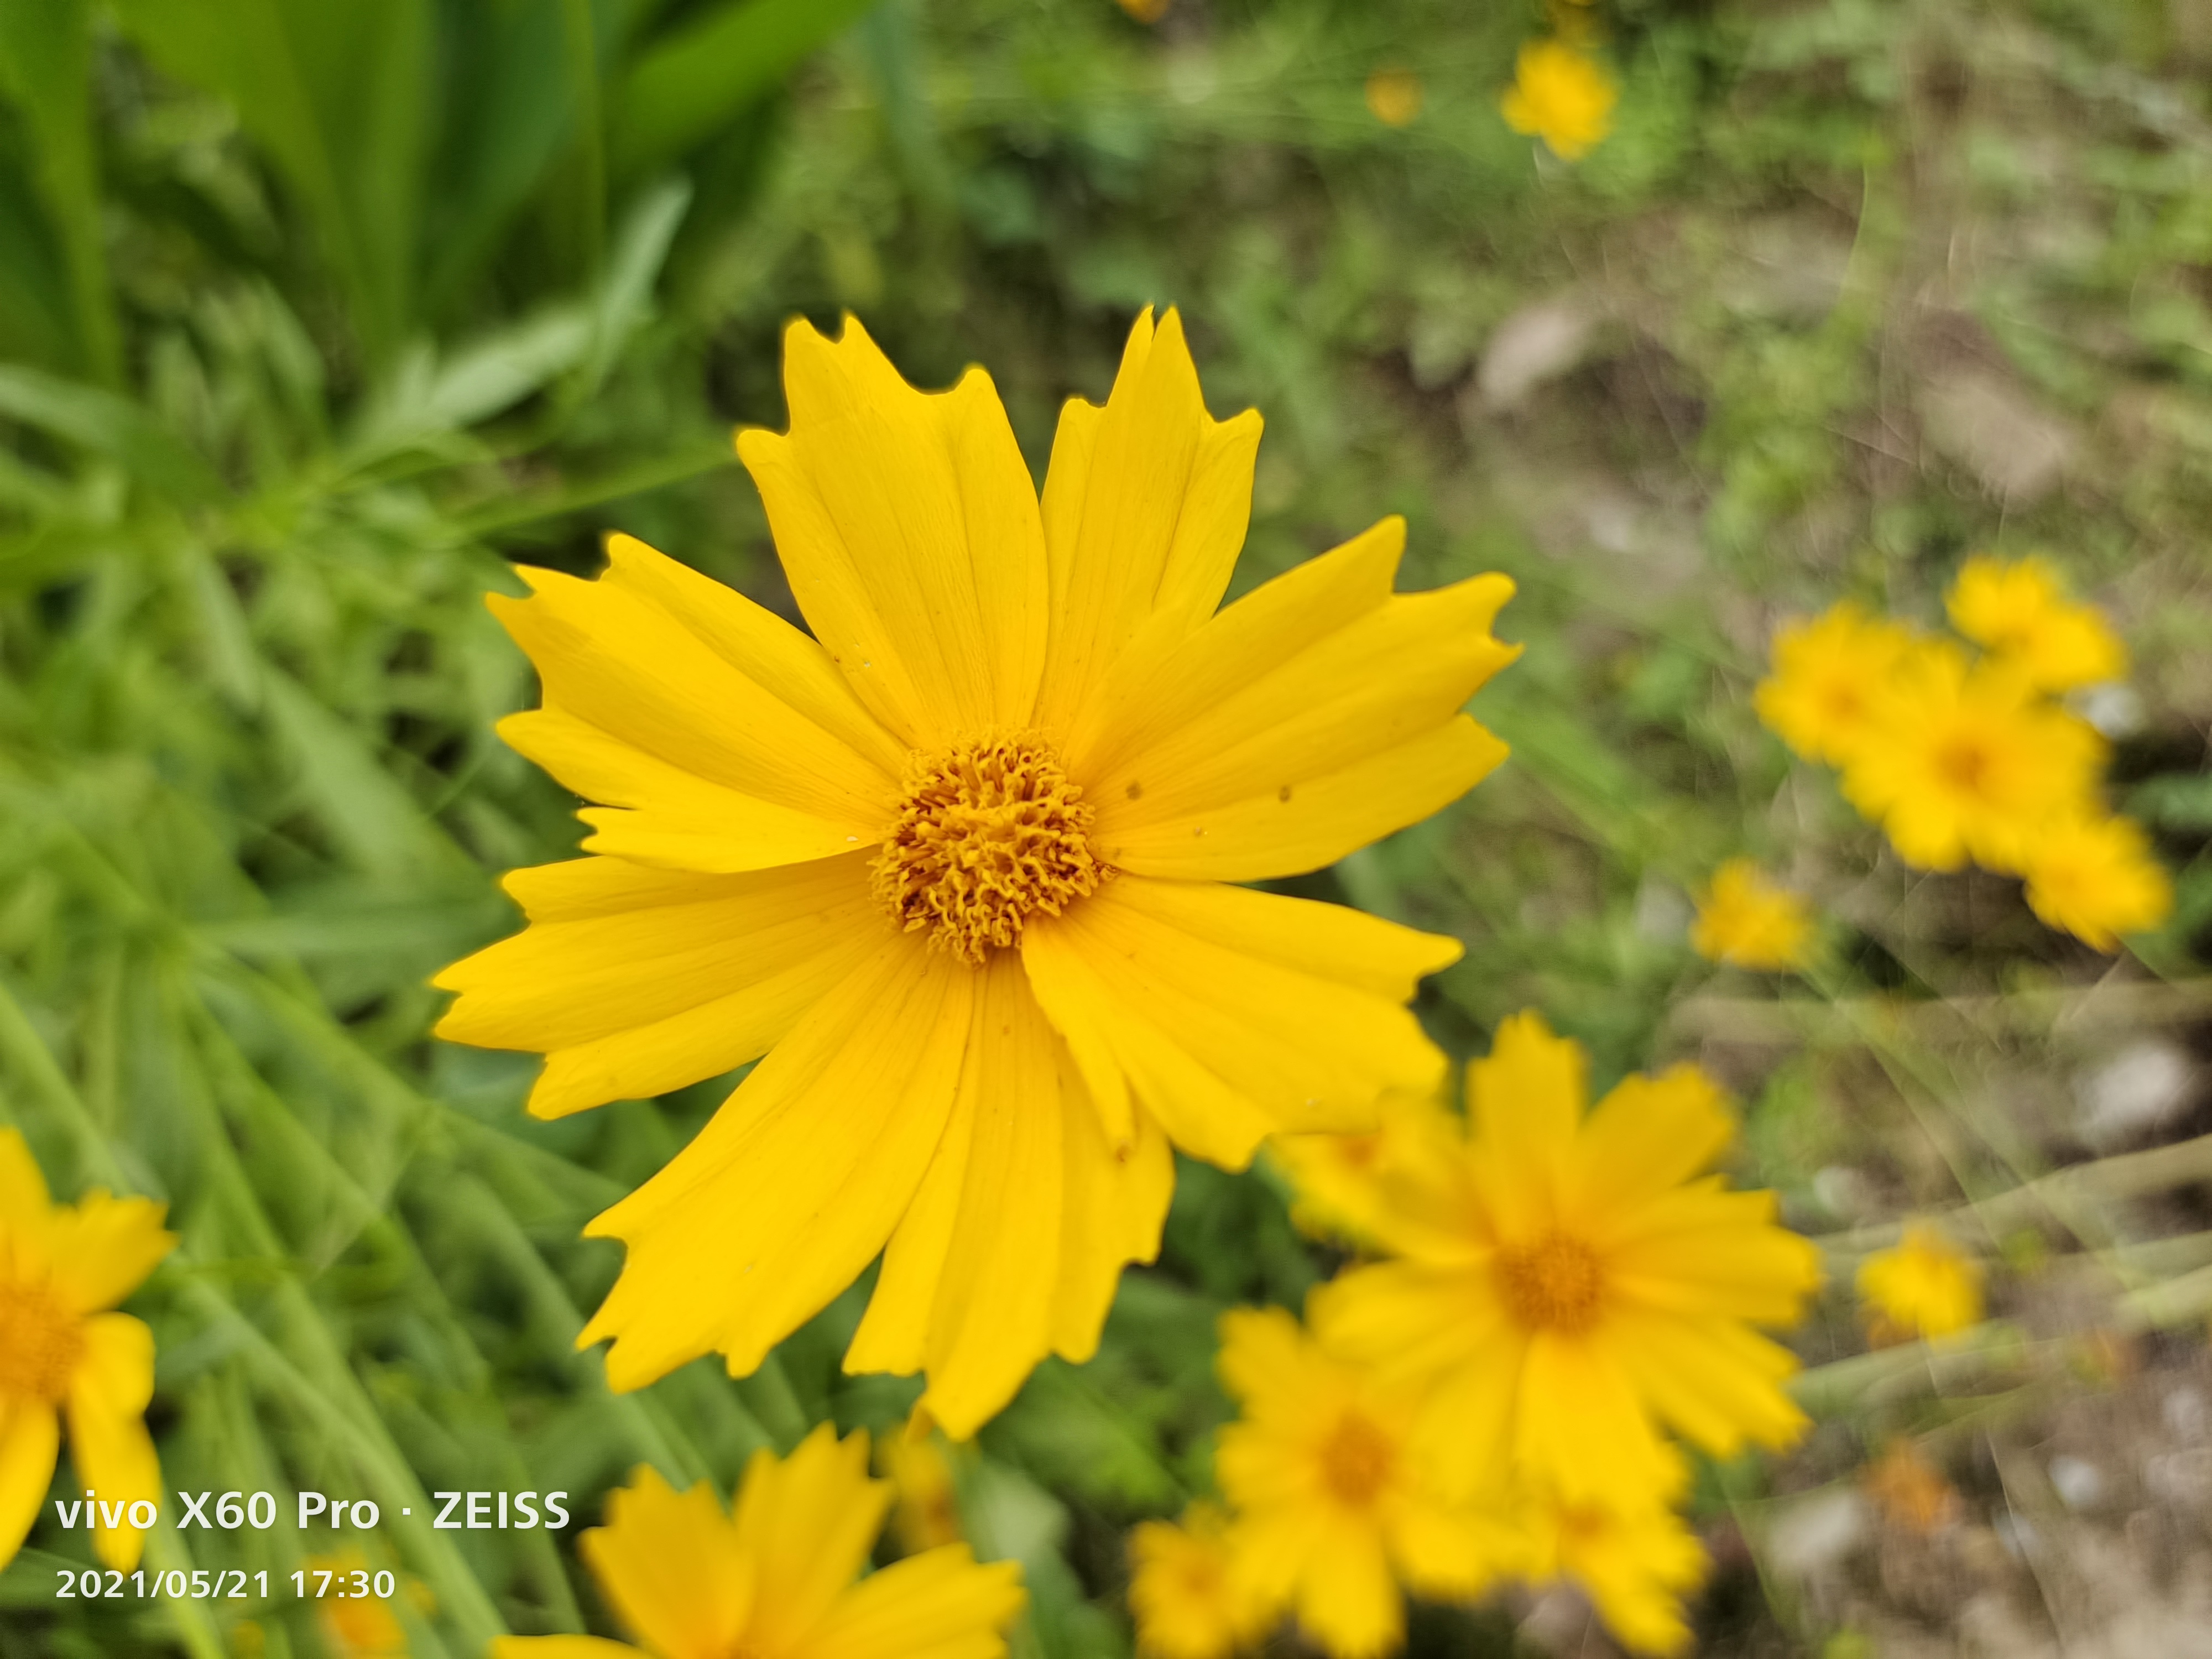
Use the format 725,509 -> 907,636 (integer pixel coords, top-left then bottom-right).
1520,1480 -> 1705,1657
493,1425 -> 1023,1659
881,1411 -> 963,1554
433,310 -> 1516,1436
1117,0 -> 1171,20
1500,39 -> 1618,161
1752,602 -> 1917,768
1265,1090 -> 1459,1249
305,1550 -> 409,1657
1947,555 -> 2126,691
1364,69 -> 1422,128
1214,1308 -> 1510,1659
2021,812 -> 2172,952
1311,1014 -> 1822,1511
0,1130 -> 175,1573
1839,641 -> 2103,873
1689,859 -> 1814,971
1856,1223 -> 1981,1342
1128,1501 -> 1273,1659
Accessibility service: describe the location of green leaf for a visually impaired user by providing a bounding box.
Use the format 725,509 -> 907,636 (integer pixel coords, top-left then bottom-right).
0,0 -> 118,382
0,364 -> 222,502
611,0 -> 877,181
108,0 -> 432,364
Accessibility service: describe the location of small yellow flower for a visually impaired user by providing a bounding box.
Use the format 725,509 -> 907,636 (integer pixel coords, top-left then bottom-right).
304,1550 -> 408,1657
1754,602 -> 1919,768
1689,859 -> 1815,971
1215,1308 -> 1510,1659
1364,69 -> 1423,128
1839,640 -> 2103,873
1265,1090 -> 1459,1249
1520,1475 -> 1705,1657
0,1130 -> 176,1573
435,309 -> 1517,1437
1947,556 -> 2126,691
1311,1014 -> 1822,1512
881,1410 -> 963,1553
1861,1439 -> 1959,1536
492,1425 -> 1024,1659
1117,0 -> 1171,20
1500,39 -> 1618,161
1856,1223 -> 1982,1342
1128,1501 -> 1273,1659
2020,813 -> 2172,952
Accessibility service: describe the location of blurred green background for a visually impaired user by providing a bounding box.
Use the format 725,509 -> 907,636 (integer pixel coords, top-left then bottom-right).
3,1 -> 2210,1655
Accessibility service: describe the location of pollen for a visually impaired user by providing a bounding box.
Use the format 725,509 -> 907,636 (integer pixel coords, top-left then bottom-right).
1318,1411 -> 1395,1506
0,1276 -> 85,1403
1496,1232 -> 1606,1334
870,733 -> 1103,966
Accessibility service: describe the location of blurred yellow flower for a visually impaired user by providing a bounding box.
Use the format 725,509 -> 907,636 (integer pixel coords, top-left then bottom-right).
1364,69 -> 1423,128
1128,1501 -> 1272,1659
1754,602 -> 1918,768
1861,1439 -> 1959,1535
1839,641 -> 2103,873
1947,555 -> 2126,691
1266,1090 -> 1459,1248
1856,1223 -> 1982,1342
1118,0 -> 1171,20
1500,39 -> 1618,161
0,1130 -> 175,1573
305,1551 -> 408,1658
493,1425 -> 1023,1659
1311,1013 -> 1821,1511
2021,812 -> 2172,952
1520,1476 -> 1705,1657
882,1412 -> 963,1554
1215,1307 -> 1509,1659
434,308 -> 1516,1436
1690,859 -> 1814,971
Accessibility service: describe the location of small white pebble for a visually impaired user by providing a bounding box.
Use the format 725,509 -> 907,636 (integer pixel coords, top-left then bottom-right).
2050,1455 -> 2104,1510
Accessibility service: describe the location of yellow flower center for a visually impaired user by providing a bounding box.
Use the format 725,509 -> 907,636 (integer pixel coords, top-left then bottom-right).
0,1276 -> 85,1402
1318,1411 -> 1395,1506
870,733 -> 1102,966
1934,735 -> 1992,795
1495,1232 -> 1605,1334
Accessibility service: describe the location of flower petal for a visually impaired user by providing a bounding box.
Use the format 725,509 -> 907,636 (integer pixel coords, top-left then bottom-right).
1603,1312 -> 1808,1458
0,1130 -> 55,1277
1082,518 -> 1516,880
489,1641 -> 645,1659
734,1426 -> 890,1652
48,1197 -> 175,1316
736,316 -> 1049,746
580,937 -> 974,1389
845,957 -> 1067,1436
1048,1086 -> 1173,1365
1033,308 -> 1264,737
489,560 -> 894,841
434,852 -> 884,1119
579,1464 -> 749,1659
0,1397 -> 60,1571
1567,1065 -> 1735,1220
1290,1520 -> 1400,1659
1514,1334 -> 1674,1509
1022,878 -> 1448,1171
65,1313 -> 160,1571
1465,1011 -> 1586,1237
802,1546 -> 1026,1659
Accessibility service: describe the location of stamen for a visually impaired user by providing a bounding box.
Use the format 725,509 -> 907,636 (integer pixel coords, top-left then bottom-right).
1495,1232 -> 1606,1334
0,1277 -> 84,1403
870,733 -> 1102,966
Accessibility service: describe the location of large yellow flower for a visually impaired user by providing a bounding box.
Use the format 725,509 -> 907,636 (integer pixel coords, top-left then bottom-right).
1214,1308 -> 1509,1659
0,1130 -> 175,1572
1838,640 -> 2102,873
494,1425 -> 1022,1659
2020,812 -> 2172,952
434,310 -> 1516,1437
1947,555 -> 2126,691
1752,601 -> 1917,768
1309,1014 -> 1822,1511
